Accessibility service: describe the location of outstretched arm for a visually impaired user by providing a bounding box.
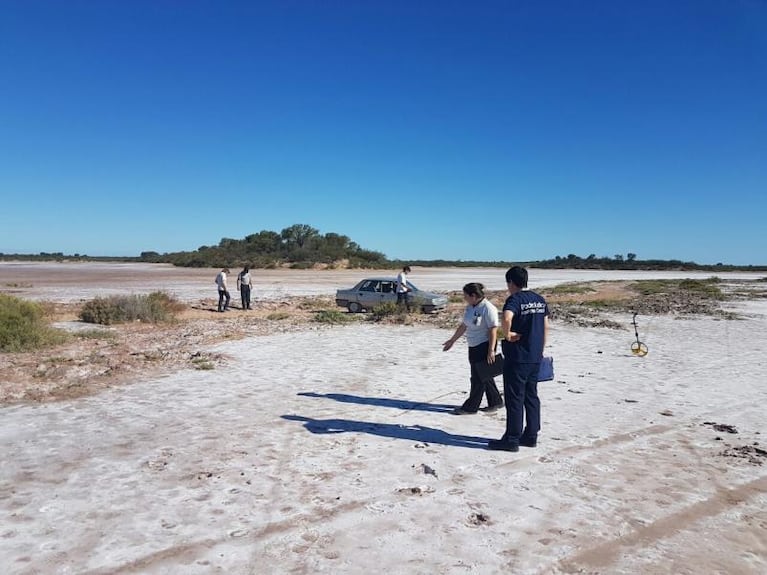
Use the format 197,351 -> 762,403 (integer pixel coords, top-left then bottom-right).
443,323 -> 467,351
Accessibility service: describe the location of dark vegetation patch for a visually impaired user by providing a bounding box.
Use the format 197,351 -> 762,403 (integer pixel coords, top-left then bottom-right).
79,292 -> 185,325
0,294 -> 69,352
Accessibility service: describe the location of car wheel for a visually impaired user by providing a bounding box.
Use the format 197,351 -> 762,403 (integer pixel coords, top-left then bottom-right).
422,305 -> 434,314
348,302 -> 362,313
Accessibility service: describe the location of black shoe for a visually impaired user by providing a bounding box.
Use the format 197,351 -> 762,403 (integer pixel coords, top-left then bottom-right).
452,408 -> 477,415
487,439 -> 519,452
480,403 -> 504,413
519,437 -> 537,448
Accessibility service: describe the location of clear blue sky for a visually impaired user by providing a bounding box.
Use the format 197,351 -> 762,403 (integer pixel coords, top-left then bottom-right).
1,1 -> 765,264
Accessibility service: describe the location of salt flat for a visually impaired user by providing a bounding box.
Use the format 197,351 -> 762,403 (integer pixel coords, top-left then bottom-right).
1,261 -> 765,303
1,270 -> 765,574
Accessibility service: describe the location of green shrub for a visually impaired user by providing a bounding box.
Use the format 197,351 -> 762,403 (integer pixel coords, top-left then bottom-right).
0,294 -> 69,352
79,291 -> 184,325
267,311 -> 290,321
80,298 -> 122,325
678,278 -> 723,299
580,299 -> 625,310
289,262 -> 313,270
313,309 -> 351,324
544,283 -> 597,296
370,302 -> 399,321
629,280 -> 675,296
630,278 -> 722,299
75,329 -> 117,340
191,357 -> 215,370
368,302 -> 413,324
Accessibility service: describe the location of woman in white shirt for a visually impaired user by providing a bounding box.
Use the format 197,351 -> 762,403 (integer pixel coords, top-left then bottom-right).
442,283 -> 504,414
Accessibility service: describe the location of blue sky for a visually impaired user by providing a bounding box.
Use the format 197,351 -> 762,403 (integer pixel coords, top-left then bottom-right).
1,1 -> 765,264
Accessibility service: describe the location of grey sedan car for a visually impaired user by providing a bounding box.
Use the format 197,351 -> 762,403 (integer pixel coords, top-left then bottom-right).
336,277 -> 448,313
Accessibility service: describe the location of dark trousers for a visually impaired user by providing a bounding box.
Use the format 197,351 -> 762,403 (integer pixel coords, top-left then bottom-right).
502,361 -> 541,444
461,341 -> 503,412
397,292 -> 411,311
240,285 -> 251,309
217,289 -> 230,312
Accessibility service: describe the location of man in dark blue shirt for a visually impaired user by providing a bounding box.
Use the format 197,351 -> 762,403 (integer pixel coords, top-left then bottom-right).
489,266 -> 549,452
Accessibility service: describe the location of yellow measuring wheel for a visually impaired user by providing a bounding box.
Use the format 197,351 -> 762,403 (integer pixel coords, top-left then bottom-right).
631,313 -> 649,357
631,340 -> 649,356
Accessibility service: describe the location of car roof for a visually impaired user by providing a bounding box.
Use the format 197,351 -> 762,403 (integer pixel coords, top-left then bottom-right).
357,277 -> 398,282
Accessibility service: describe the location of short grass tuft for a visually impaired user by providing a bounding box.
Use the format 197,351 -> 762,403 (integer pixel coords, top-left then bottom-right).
313,309 -> 352,324
266,311 -> 290,321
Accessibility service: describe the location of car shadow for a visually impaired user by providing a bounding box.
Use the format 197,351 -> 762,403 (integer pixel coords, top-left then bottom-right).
297,392 -> 457,414
281,415 -> 489,449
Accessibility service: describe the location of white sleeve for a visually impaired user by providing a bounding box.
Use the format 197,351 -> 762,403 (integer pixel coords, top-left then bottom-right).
485,304 -> 500,328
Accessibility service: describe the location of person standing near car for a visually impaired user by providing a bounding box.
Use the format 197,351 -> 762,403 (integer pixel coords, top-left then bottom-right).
442,282 -> 504,414
237,266 -> 253,310
489,266 -> 549,452
215,267 -> 231,312
396,265 -> 412,312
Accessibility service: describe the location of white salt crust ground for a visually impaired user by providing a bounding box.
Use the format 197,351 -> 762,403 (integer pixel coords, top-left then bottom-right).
1,290 -> 766,574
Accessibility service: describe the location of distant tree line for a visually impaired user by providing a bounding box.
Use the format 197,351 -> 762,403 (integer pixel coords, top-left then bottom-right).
3,236 -> 766,272
525,253 -> 767,272
393,253 -> 767,272
0,252 -> 136,263
138,224 -> 388,269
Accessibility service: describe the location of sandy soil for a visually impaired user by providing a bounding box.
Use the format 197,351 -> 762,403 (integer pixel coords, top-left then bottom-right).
2,261 -> 764,303
1,264 -> 766,574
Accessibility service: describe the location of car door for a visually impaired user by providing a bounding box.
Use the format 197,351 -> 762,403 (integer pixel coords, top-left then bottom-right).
380,280 -> 398,304
357,280 -> 381,308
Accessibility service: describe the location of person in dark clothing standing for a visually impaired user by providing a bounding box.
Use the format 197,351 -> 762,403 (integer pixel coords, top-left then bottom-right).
442,282 -> 504,414
489,266 -> 549,452
237,266 -> 253,310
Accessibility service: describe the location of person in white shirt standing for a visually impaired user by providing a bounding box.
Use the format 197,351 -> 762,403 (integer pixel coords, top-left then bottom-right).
215,267 -> 231,312
442,282 -> 503,414
396,265 -> 412,312
237,266 -> 253,310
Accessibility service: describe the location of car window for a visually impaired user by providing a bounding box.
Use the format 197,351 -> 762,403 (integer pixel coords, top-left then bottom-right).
359,280 -> 379,292
406,281 -> 418,291
381,281 -> 396,293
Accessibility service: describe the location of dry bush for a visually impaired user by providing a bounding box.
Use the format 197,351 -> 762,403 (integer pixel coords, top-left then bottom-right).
80,291 -> 184,325
0,294 -> 69,352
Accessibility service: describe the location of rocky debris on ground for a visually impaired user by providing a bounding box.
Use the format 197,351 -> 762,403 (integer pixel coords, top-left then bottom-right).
467,512 -> 491,526
703,421 -> 739,434
416,463 -> 438,478
719,445 -> 767,466
397,486 -> 435,496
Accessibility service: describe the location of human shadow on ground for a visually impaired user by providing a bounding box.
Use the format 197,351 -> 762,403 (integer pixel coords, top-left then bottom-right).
282,415 -> 489,449
297,392 -> 458,414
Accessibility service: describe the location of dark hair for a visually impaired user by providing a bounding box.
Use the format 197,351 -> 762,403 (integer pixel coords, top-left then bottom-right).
402,265 -> 411,273
243,266 -> 249,272
505,266 -> 528,288
462,282 -> 485,299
